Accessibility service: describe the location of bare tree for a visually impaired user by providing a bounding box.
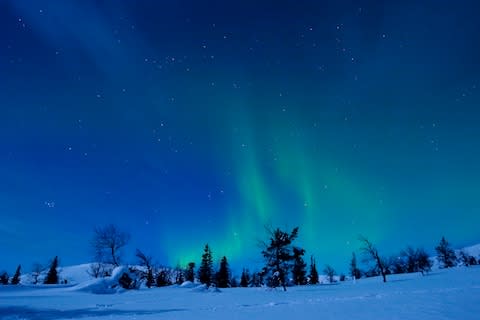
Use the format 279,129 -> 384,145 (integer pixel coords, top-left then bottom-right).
135,249 -> 155,288
91,224 -> 130,266
87,263 -> 105,278
135,249 -> 152,269
323,265 -> 335,283
359,236 -> 387,283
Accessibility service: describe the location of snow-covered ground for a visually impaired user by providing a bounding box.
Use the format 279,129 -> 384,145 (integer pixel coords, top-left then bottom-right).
1,266 -> 479,320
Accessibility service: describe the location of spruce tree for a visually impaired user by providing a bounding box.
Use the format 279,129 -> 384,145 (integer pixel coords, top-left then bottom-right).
292,247 -> 307,285
146,268 -> 155,288
309,256 -> 319,284
0,272 -> 9,285
156,270 -> 170,287
175,265 -> 185,285
44,256 -> 59,284
185,262 -> 195,282
350,252 -> 361,279
216,256 -> 230,288
11,265 -> 21,285
261,226 -> 299,291
198,244 -> 214,287
435,236 -> 457,268
240,268 -> 250,287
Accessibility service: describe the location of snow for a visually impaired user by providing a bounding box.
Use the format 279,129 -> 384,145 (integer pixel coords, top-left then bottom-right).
461,243 -> 480,257
2,266 -> 480,320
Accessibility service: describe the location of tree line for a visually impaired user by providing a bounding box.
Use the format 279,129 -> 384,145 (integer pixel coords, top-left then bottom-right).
1,224 -> 478,288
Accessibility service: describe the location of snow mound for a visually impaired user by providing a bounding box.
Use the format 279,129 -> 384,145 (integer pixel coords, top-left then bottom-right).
179,281 -> 197,288
60,263 -> 95,284
191,284 -> 222,293
461,244 -> 480,257
71,266 -> 133,294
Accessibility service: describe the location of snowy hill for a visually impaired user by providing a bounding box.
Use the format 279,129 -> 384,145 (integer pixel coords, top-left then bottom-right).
461,243 -> 480,257
2,266 -> 480,320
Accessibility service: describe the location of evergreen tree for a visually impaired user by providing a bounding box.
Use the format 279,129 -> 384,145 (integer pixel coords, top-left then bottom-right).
435,237 -> 457,268
216,256 -> 230,288
44,256 -> 59,284
11,265 -> 21,285
292,247 -> 307,285
350,252 -> 361,279
175,265 -> 185,285
261,226 -> 299,291
309,256 -> 319,284
185,262 -> 195,282
155,269 -> 170,287
416,248 -> 433,274
240,268 -> 250,287
250,271 -> 263,287
0,272 -> 8,285
458,250 -> 478,267
198,244 -> 214,287
145,268 -> 155,288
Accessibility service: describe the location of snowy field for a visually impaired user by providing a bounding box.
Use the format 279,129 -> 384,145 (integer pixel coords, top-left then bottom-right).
1,266 -> 479,320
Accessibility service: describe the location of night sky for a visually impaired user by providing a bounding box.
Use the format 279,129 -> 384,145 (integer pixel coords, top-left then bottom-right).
1,0 -> 480,273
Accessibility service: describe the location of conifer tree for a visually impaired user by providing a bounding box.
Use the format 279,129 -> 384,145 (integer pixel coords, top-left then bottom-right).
185,262 -> 195,282
240,268 -> 250,287
0,272 -> 9,285
198,244 -> 214,287
44,256 -> 59,284
250,271 -> 263,287
11,265 -> 21,285
156,270 -> 170,287
261,226 -> 299,291
292,247 -> 307,285
435,236 -> 457,268
146,268 -> 155,288
216,256 -> 230,288
309,256 -> 319,284
350,252 -> 361,279
175,265 -> 185,285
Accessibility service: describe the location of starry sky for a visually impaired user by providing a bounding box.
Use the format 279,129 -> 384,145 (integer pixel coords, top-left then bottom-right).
1,0 -> 480,274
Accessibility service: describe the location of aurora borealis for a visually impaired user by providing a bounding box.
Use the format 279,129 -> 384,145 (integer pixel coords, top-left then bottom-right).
1,0 -> 480,273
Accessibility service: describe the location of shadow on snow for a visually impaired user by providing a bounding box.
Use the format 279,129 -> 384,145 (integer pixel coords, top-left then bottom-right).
0,305 -> 187,320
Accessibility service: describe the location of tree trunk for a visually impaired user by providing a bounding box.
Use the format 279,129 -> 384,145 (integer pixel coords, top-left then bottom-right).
111,247 -> 118,266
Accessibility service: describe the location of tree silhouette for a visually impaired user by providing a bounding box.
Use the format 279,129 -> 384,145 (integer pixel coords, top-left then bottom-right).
91,224 -> 130,266
198,244 -> 214,287
11,265 -> 21,285
216,256 -> 230,288
44,256 -> 59,284
435,236 -> 457,268
309,256 -> 319,284
350,252 -> 361,279
359,236 -> 387,282
292,247 -> 307,285
185,262 -> 195,282
261,226 -> 299,291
